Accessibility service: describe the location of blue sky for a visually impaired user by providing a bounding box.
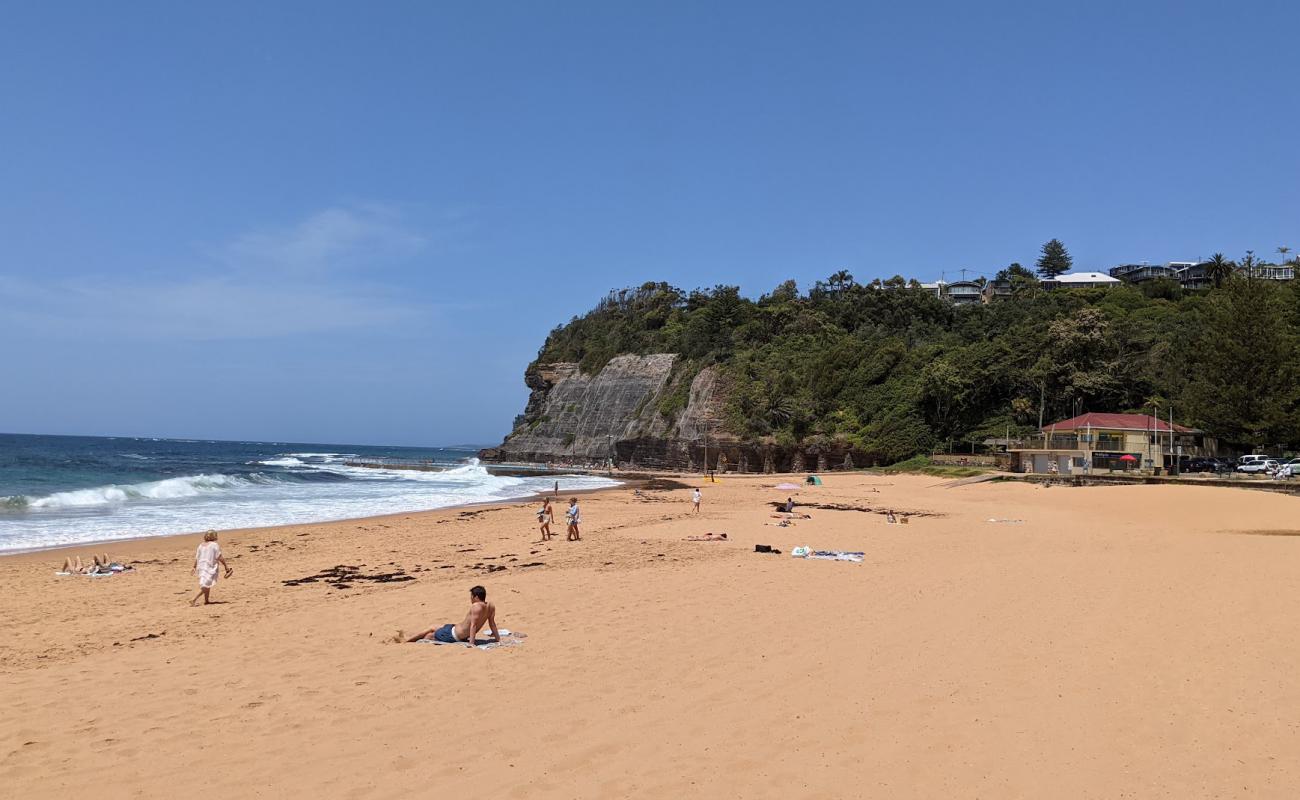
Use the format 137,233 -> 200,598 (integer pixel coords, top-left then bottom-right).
2,1 -> 1297,446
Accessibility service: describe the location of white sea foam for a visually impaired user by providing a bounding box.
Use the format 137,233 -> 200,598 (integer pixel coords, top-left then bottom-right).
255,457 -> 305,467
0,462 -> 619,552
284,452 -> 356,460
25,473 -> 257,510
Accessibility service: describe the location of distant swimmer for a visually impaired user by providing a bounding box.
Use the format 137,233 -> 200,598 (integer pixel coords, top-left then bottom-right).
566,498 -> 582,541
408,585 -> 499,644
692,488 -> 701,513
190,530 -> 233,606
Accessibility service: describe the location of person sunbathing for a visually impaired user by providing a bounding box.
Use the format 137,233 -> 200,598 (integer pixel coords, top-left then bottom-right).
408,585 -> 499,644
60,554 -> 130,574
683,532 -> 727,541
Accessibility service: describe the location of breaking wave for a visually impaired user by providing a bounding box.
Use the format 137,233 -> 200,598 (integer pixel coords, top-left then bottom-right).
6,473 -> 270,511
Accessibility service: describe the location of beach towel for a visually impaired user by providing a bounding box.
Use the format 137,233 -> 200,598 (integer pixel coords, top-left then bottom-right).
421,629 -> 528,650
805,550 -> 865,563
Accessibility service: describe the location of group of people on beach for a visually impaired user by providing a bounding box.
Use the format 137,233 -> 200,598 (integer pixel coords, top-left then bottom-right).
537,497 -> 582,542
60,553 -> 132,575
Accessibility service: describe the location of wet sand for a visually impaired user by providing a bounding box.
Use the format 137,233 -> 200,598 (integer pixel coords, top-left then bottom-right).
4,473 -> 1300,798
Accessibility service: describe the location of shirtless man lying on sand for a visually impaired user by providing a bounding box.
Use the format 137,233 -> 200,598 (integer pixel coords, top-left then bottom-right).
408,585 -> 499,644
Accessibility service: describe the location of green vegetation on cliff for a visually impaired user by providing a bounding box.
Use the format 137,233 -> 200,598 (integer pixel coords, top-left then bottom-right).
534,274 -> 1300,462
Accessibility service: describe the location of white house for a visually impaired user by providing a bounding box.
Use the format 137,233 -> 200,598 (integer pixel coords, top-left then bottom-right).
1049,271 -> 1121,288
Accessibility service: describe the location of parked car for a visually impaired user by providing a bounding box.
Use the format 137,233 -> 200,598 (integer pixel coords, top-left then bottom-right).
1237,459 -> 1279,474
1185,457 -> 1228,474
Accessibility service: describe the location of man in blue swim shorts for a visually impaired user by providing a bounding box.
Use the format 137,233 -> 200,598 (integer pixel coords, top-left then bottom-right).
407,585 -> 499,644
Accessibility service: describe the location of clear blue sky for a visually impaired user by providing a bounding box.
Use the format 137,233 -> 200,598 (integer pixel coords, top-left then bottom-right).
2,1 -> 1297,446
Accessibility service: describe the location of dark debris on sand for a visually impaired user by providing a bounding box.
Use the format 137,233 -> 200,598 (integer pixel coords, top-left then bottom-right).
641,478 -> 692,491
766,501 -> 941,518
282,564 -> 416,590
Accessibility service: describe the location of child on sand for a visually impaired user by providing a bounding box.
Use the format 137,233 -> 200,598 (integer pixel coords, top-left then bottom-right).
190,531 -> 233,606
692,488 -> 701,513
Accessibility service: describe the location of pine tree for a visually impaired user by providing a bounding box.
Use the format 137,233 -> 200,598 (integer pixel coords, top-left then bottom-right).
1036,239 -> 1073,278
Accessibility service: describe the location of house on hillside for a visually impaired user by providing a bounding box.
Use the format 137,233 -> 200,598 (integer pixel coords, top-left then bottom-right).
1007,412 -> 1222,474
1109,263 -> 1180,283
920,279 -> 984,305
1041,271 -> 1122,289
944,280 -> 984,305
1241,264 -> 1295,281
982,279 -> 1015,300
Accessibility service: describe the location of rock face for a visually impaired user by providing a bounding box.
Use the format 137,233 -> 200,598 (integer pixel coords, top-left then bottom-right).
483,353 -> 870,471
489,354 -> 680,465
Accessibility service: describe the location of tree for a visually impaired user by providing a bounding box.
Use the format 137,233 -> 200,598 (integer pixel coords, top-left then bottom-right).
827,270 -> 854,291
1036,239 -> 1073,279
1279,246 -> 1291,264
1240,250 -> 1258,279
995,262 -> 1039,293
1183,278 -> 1295,447
1202,253 -> 1234,289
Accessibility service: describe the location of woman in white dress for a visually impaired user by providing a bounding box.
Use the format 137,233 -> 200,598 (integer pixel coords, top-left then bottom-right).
190,530 -> 233,606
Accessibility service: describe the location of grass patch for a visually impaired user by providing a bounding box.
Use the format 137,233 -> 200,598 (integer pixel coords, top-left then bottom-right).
875,455 -> 990,478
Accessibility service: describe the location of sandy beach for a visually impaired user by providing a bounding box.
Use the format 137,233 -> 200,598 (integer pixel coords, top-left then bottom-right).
4,472 -> 1300,798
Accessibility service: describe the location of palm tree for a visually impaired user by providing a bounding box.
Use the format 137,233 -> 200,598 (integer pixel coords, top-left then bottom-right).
1280,246 -> 1292,264
1203,252 -> 1234,288
827,270 -> 854,291
764,396 -> 796,427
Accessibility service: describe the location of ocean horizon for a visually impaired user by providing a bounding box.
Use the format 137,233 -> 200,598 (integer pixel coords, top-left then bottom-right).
0,433 -> 618,553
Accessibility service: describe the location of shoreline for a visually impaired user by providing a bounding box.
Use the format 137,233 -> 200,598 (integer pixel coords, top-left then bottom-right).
0,478 -> 631,562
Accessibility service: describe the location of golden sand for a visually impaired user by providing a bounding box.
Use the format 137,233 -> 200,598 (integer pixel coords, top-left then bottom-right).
3,473 -> 1300,798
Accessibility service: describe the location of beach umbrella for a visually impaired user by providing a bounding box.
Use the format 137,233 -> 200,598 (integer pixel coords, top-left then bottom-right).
1119,454 -> 1137,462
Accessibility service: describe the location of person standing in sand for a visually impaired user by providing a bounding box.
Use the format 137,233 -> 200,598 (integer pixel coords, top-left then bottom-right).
407,585 -> 499,644
692,487 -> 701,513
538,498 -> 555,541
566,497 -> 581,541
190,531 -> 233,606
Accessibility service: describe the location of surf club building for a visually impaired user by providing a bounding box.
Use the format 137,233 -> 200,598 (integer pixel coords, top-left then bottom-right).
1007,412 -> 1220,475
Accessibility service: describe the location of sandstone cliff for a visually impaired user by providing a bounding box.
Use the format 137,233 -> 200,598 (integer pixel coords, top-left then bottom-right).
482,354 -> 865,472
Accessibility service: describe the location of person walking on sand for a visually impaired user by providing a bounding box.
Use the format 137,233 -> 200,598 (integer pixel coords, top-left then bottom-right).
566,497 -> 582,541
537,498 -> 555,541
190,530 -> 233,606
692,487 -> 701,513
407,585 -> 499,644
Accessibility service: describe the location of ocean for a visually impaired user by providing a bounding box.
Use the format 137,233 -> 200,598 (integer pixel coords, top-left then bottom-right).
0,433 -> 618,553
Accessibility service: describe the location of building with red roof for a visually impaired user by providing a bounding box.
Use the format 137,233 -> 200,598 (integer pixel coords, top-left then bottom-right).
1041,412 -> 1198,435
1009,412 -> 1221,475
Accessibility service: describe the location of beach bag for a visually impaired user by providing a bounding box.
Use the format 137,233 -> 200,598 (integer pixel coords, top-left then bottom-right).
791,546 -> 811,558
